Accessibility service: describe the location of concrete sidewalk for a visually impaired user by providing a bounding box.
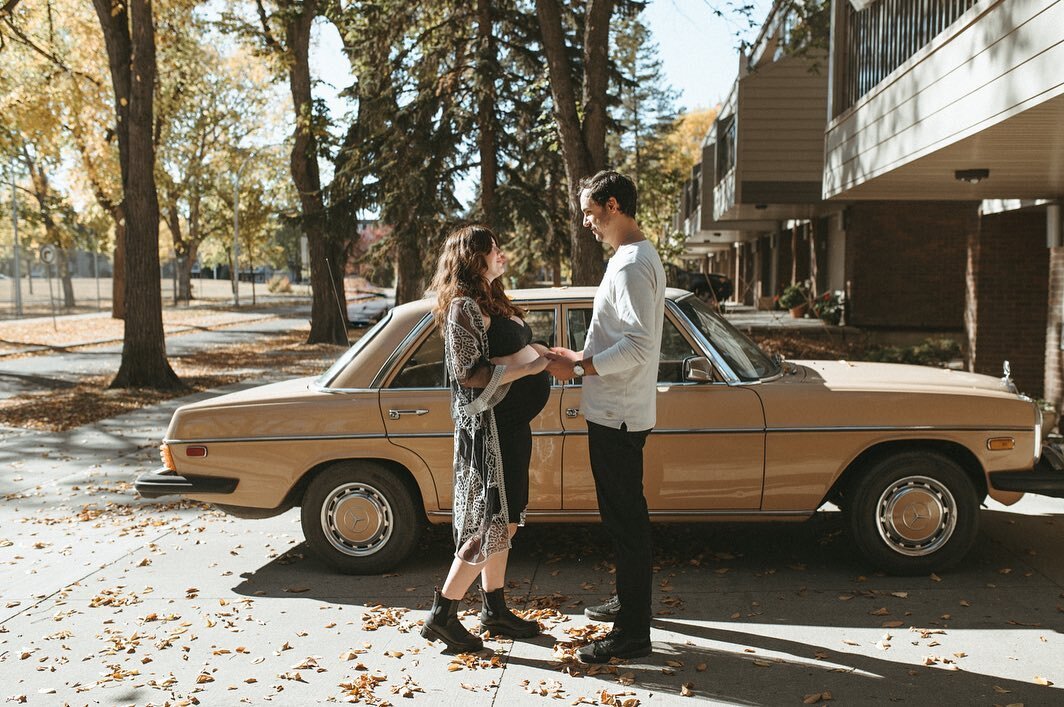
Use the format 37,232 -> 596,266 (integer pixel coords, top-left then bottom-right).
1,390 -> 1062,705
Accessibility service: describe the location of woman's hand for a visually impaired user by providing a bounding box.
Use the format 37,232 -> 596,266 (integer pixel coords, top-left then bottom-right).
526,355 -> 549,375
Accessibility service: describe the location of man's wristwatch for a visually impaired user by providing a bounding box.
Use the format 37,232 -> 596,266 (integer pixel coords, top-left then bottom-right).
573,361 -> 586,377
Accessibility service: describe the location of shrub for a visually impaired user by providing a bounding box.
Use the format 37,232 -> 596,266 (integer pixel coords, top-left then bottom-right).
267,274 -> 292,293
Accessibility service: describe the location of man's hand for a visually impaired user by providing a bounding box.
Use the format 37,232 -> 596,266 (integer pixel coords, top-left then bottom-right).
548,346 -> 581,362
544,351 -> 576,380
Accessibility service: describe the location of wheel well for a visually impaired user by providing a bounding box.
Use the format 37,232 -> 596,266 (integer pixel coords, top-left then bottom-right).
829,440 -> 987,505
285,458 -> 429,524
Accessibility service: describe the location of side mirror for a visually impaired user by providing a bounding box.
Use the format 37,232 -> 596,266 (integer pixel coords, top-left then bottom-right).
683,356 -> 713,383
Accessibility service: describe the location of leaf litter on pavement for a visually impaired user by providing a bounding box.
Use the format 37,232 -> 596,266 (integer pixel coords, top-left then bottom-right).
0,331 -> 347,431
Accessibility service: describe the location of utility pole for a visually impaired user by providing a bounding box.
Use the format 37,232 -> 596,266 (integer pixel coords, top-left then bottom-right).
9,155 -> 22,318
232,149 -> 262,308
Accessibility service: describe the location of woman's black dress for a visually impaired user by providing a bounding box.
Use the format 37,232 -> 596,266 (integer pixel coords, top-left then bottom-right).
486,313 -> 550,522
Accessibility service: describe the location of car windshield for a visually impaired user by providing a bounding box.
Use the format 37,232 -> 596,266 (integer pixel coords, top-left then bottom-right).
315,311 -> 392,386
673,295 -> 779,381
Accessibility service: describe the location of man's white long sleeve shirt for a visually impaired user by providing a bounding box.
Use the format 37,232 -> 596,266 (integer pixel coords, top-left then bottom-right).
581,240 -> 665,432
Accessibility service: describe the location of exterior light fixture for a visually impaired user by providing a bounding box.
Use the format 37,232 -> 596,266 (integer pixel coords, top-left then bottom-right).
955,168 -> 989,184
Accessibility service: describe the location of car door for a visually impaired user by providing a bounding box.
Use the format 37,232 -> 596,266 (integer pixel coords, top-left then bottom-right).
559,304 -> 766,511
378,306 -> 564,512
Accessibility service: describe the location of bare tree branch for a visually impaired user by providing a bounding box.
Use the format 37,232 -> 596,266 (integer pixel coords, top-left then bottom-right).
0,16 -> 104,87
0,0 -> 25,17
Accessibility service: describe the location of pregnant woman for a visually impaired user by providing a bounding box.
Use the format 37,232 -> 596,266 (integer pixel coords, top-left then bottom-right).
421,225 -> 552,652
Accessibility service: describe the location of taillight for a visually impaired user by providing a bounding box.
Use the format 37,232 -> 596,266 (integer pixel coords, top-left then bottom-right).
186,446 -> 208,458
160,443 -> 176,471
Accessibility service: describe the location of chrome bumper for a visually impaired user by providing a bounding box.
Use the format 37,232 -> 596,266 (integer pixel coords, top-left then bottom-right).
989,444 -> 1064,498
135,467 -> 239,499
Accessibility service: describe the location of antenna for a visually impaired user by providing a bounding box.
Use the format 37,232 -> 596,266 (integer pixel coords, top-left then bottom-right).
325,257 -> 350,346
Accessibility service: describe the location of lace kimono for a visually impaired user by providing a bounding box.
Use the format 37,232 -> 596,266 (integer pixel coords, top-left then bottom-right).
444,297 -> 513,563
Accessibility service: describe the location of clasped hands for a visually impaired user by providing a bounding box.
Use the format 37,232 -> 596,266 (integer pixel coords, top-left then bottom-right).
543,347 -> 581,381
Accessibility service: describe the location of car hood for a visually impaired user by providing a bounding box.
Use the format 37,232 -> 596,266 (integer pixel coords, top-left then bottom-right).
756,360 -> 1036,431
794,360 -> 1016,397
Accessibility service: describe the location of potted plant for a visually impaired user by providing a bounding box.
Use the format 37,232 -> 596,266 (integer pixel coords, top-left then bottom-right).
778,283 -> 811,318
813,290 -> 843,325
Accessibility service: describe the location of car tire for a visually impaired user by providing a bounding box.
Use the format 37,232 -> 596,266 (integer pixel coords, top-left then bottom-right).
847,451 -> 979,575
300,461 -> 422,575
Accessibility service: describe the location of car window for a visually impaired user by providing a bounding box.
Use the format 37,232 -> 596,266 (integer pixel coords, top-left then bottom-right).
567,307 -> 593,353
566,307 -> 699,384
389,308 -> 557,390
389,328 -> 446,389
316,312 -> 391,387
659,317 -> 698,383
523,308 -> 556,348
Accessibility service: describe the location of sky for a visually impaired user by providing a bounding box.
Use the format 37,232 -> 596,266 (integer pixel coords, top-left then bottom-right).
306,0 -> 772,206
309,0 -> 771,120
641,0 -> 769,111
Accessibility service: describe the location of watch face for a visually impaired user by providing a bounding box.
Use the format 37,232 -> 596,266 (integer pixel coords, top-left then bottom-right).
573,363 -> 585,377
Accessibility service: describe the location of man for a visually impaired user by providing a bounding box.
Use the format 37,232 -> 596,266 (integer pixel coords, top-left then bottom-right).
545,170 -> 665,663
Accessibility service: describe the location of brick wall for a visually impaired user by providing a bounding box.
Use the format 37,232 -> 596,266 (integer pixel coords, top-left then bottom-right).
846,202 -> 976,328
1043,248 -> 1064,408
966,207 -> 1049,398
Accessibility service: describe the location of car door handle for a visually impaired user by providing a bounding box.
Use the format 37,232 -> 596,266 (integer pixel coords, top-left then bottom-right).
388,409 -> 429,420
565,408 -> 580,418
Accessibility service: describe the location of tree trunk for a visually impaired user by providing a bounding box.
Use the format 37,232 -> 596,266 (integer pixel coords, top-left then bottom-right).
394,236 -> 423,305
535,0 -> 614,285
112,220 -> 125,319
476,0 -> 497,227
93,0 -> 179,389
284,0 -> 347,344
177,241 -> 197,302
58,248 -> 75,308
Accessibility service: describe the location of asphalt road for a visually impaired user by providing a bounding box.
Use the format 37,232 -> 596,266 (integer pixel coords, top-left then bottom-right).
0,314 -> 1062,705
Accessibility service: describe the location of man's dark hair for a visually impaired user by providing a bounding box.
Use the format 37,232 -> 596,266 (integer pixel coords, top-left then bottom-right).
579,170 -> 638,218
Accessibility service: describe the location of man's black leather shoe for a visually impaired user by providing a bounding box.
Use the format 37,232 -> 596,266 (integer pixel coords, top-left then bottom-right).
584,595 -> 620,622
576,629 -> 651,663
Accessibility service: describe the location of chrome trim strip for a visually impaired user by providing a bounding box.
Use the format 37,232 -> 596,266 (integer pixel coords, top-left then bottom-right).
168,424 -> 1032,446
166,433 -> 388,444
427,509 -> 812,518
310,385 -> 377,394
386,431 -> 567,439
768,424 -> 1034,433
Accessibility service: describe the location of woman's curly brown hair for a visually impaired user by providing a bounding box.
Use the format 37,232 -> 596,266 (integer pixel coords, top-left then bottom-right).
429,224 -> 524,323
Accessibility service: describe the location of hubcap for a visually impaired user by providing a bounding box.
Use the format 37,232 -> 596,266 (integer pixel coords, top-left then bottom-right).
320,482 -> 393,557
875,475 -> 957,556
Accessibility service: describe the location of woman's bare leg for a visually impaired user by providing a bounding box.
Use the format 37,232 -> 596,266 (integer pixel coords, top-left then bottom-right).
441,554 -> 484,600
479,524 -> 518,591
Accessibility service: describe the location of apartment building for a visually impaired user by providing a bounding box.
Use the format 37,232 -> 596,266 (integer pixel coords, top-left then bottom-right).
823,0 -> 1063,397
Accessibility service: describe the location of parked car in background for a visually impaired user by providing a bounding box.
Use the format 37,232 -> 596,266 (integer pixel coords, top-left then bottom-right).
663,264 -> 733,309
347,290 -> 395,327
137,288 -> 1063,576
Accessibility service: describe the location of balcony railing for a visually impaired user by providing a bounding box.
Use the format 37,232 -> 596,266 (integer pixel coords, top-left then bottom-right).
832,0 -> 980,117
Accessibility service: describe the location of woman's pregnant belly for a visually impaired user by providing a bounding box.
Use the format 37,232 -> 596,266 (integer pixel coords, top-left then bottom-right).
490,344 -> 540,368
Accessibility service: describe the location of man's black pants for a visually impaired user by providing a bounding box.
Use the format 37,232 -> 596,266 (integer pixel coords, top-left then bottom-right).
587,420 -> 652,638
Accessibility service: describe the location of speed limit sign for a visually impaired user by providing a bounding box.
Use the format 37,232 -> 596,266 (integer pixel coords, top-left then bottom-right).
39,244 -> 57,264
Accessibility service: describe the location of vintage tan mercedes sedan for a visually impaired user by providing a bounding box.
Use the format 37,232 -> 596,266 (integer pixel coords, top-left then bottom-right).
137,288 -> 1064,575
